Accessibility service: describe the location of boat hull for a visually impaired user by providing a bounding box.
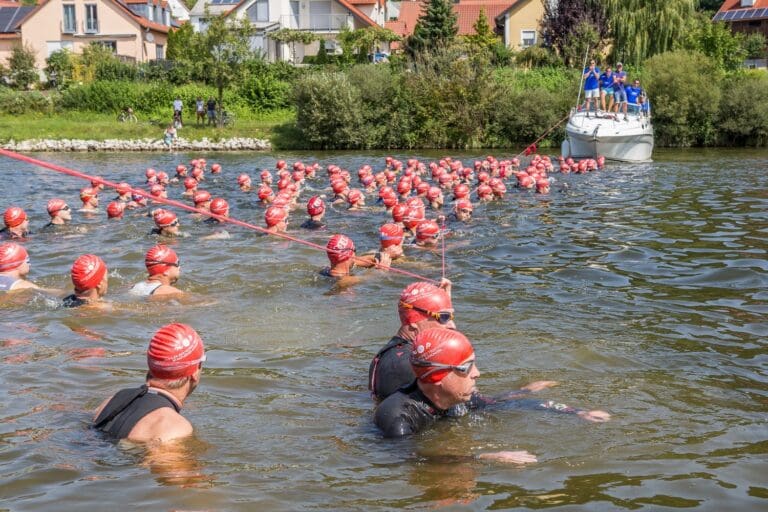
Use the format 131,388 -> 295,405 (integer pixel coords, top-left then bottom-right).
563,112 -> 654,162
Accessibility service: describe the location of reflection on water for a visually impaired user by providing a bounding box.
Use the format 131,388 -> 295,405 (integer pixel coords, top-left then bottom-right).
0,148 -> 766,510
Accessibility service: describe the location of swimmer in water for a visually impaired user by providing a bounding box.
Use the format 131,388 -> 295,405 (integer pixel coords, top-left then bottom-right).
264,206 -> 288,234
448,199 -> 473,223
322,234 -> 391,278
106,201 -> 126,220
182,177 -> 198,197
257,185 -> 274,206
1,207 -> 30,240
301,196 -> 326,230
346,189 -> 366,211
237,173 -> 252,192
130,245 -> 183,297
127,192 -> 148,210
79,187 -> 99,212
62,254 -> 108,308
92,323 -> 205,443
115,183 -> 132,202
42,199 -> 72,230
413,219 -> 440,249
374,328 -> 610,450
172,164 -> 187,183
201,198 -> 231,239
189,191 -> 211,221
151,209 -> 181,237
0,242 -> 38,292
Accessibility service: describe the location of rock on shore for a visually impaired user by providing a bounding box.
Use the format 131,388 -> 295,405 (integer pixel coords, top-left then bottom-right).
1,137 -> 271,152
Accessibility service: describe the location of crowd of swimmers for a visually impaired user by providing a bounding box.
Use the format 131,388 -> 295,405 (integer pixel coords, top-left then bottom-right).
1,153 -> 610,460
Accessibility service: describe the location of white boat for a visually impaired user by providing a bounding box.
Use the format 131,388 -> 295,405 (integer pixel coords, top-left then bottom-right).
561,108 -> 654,162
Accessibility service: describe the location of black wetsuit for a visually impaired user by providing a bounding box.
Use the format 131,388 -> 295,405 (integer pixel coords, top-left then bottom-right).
300,219 -> 326,230
369,335 -> 415,401
92,385 -> 180,439
62,294 -> 88,308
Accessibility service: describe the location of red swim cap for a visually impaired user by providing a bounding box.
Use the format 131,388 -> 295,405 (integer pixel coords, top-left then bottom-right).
427,187 -> 442,201
380,223 -> 404,248
416,219 -> 440,241
326,234 -> 355,265
237,173 -> 251,186
331,180 -> 348,195
211,163 -> 222,174
477,184 -> 493,199
454,198 -> 473,212
397,180 -> 411,196
265,205 -> 287,227
192,168 -> 204,179
116,182 -> 131,195
403,206 -> 425,230
80,187 -> 97,201
411,328 -> 474,383
382,195 -> 398,208
153,209 -> 177,228
453,184 -> 470,199
260,170 -> 272,181
276,160 -> 287,170
292,170 -> 304,182
391,203 -> 408,223
145,168 -> 156,179
398,281 -> 453,325
71,254 -> 107,291
347,189 -> 364,205
307,196 -> 325,216
416,182 -> 430,196
193,191 -> 211,205
184,177 -> 198,190
0,242 -> 28,272
4,207 -> 27,228
46,199 -> 68,216
176,164 -> 187,176
145,244 -> 179,276
147,323 -> 205,380
157,171 -> 169,183
258,185 -> 274,201
150,184 -> 165,197
106,201 -> 125,219
277,177 -> 291,191
210,198 -> 229,216
379,186 -> 395,200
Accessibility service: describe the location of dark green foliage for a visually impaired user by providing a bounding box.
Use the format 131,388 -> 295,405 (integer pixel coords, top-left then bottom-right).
644,50 -> 721,146
405,0 -> 457,55
542,0 -> 608,66
9,44 -> 38,90
45,50 -> 74,89
742,33 -> 767,60
316,40 -> 329,65
678,14 -> 747,71
95,58 -> 138,81
717,72 -> 768,146
239,74 -> 292,111
515,45 -> 563,68
0,89 -> 54,114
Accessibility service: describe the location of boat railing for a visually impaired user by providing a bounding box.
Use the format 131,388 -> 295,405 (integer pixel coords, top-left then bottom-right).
571,98 -> 652,126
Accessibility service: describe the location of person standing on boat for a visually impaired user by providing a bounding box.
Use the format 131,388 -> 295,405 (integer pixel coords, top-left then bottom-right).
612,63 -> 628,120
582,59 -> 601,117
625,79 -> 645,116
599,65 -> 615,114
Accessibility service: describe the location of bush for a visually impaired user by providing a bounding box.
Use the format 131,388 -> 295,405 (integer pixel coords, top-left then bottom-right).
515,44 -> 562,69
644,50 -> 721,146
9,44 -> 38,90
717,72 -> 768,146
0,89 -> 54,114
238,74 -> 292,111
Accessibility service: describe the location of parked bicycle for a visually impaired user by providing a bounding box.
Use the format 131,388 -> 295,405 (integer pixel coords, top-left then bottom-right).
117,107 -> 138,123
221,110 -> 235,127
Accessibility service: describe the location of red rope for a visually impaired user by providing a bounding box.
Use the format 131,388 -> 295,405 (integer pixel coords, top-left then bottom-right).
440,216 -> 446,280
0,148 -> 438,284
513,112 -> 571,160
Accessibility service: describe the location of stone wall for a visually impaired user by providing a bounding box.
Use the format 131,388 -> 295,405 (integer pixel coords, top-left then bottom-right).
1,137 -> 271,152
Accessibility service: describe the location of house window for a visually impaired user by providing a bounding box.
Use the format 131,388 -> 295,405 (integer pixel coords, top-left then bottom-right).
290,0 -> 299,28
247,0 -> 269,22
47,40 -> 74,56
156,44 -> 164,59
95,40 -> 117,52
63,4 -> 77,33
310,0 -> 332,30
85,4 -> 99,33
521,29 -> 536,48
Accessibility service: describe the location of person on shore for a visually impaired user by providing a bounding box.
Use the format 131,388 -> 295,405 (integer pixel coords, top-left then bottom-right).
369,280 -> 454,401
130,245 -> 183,297
151,210 -> 181,237
43,199 -> 72,229
0,242 -> 38,292
206,97 -> 216,126
322,234 -> 391,279
163,124 -> 177,151
582,59 -> 601,116
301,196 -> 326,230
599,65 -> 615,114
612,62 -> 628,120
374,328 -> 611,444
172,97 -> 183,128
195,97 -> 205,126
63,254 -> 108,308
264,206 -> 288,234
92,323 -> 205,443
107,201 -> 126,220
1,207 -> 30,240
80,187 -> 99,212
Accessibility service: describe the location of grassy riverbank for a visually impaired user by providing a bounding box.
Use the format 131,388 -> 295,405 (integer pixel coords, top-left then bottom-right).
0,109 -> 295,146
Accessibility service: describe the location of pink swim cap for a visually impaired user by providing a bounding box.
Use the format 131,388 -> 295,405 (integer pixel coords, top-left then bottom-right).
184,177 -> 198,190
326,234 -> 355,265
116,183 -> 131,195
193,191 -> 211,205
153,209 -> 178,228
379,223 -> 404,248
210,198 -> 229,216
416,220 -> 440,241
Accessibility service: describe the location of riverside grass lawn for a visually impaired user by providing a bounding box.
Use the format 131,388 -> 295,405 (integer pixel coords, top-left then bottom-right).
0,109 -> 295,145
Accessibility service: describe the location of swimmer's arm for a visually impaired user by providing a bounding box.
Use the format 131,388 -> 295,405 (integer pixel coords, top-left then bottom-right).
492,397 -> 610,422
10,280 -> 39,291
93,395 -> 112,420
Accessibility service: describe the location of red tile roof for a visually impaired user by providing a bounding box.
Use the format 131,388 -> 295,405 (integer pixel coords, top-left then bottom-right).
386,0 -> 513,38
716,0 -> 768,12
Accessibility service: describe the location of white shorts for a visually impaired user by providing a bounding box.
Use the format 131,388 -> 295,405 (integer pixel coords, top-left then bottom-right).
585,88 -> 600,99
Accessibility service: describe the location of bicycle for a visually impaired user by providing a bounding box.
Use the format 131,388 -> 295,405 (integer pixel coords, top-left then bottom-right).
221,110 -> 235,127
117,107 -> 138,123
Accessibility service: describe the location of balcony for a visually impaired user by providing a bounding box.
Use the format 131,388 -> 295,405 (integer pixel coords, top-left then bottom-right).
278,14 -> 353,31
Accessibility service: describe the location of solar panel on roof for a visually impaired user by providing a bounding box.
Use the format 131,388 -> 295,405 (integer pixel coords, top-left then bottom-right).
736,9 -> 748,19
712,12 -> 723,21
723,10 -> 736,20
758,7 -> 768,18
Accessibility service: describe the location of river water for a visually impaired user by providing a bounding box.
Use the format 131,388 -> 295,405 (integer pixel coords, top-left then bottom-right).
0,149 -> 766,511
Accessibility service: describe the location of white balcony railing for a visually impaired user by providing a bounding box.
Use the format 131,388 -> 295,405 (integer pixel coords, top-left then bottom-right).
278,14 -> 352,31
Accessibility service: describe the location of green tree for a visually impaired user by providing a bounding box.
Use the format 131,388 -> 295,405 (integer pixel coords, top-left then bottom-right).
678,15 -> 746,71
542,0 -> 608,67
167,22 -> 197,61
742,33 -> 767,60
605,0 -> 695,67
338,26 -> 400,63
465,8 -> 500,53
269,29 -> 318,63
197,13 -> 256,126
406,0 -> 457,55
45,49 -> 74,88
717,72 -> 768,146
9,44 -> 38,90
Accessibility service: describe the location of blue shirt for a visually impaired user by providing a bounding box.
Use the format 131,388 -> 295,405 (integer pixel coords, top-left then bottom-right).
599,72 -> 614,89
583,67 -> 600,90
613,71 -> 626,92
626,86 -> 641,105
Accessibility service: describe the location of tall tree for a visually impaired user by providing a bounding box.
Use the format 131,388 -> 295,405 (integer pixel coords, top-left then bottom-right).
465,8 -> 500,53
196,13 -> 255,126
605,0 -> 695,67
541,0 -> 608,67
406,0 -> 458,55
